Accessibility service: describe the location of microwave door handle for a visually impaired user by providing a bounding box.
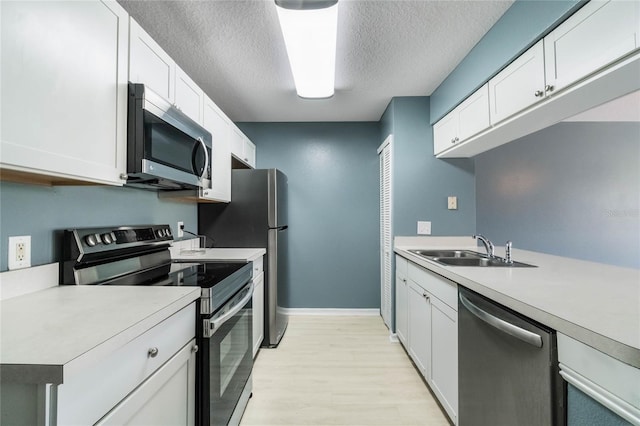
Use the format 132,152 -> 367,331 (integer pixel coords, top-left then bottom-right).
193,137 -> 209,180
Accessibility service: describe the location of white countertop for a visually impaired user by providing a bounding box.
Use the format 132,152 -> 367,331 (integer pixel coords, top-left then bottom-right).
0,286 -> 200,384
394,237 -> 640,368
170,247 -> 266,262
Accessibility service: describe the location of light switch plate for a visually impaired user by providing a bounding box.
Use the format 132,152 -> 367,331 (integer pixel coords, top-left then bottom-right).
417,221 -> 431,235
448,196 -> 458,210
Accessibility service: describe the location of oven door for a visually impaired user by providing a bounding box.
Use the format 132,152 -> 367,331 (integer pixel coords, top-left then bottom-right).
199,282 -> 253,426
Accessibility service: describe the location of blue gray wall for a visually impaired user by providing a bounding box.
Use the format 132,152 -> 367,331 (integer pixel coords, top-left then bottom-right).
383,97 -> 476,237
430,0 -> 581,123
475,122 -> 640,269
568,385 -> 632,426
237,122 -> 381,309
0,182 -> 197,271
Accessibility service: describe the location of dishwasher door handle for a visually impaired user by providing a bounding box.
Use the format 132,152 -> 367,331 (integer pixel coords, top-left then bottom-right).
459,293 -> 543,348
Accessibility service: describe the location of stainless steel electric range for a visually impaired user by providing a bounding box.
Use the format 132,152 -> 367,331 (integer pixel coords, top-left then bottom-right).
61,224 -> 254,426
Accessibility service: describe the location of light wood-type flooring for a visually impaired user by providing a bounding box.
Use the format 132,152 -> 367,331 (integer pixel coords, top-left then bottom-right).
240,315 -> 451,425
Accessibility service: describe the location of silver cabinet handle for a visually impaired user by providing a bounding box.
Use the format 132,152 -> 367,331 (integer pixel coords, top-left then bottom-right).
459,293 -> 542,348
148,347 -> 159,358
191,344 -> 199,353
545,84 -> 554,92
534,90 -> 544,97
451,138 -> 456,144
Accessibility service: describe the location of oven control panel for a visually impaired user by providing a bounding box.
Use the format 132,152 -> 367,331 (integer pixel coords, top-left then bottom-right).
64,224 -> 174,261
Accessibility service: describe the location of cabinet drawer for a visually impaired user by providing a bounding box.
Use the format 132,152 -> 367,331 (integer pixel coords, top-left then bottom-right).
407,263 -> 457,310
57,303 -> 196,425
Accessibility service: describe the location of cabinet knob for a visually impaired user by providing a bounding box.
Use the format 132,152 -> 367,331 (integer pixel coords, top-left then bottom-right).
422,292 -> 430,301
451,138 -> 456,144
191,344 -> 199,353
534,90 -> 544,97
148,347 -> 159,358
545,84 -> 554,92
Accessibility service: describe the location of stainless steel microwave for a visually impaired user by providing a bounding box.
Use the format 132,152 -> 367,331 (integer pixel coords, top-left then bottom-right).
126,83 -> 212,190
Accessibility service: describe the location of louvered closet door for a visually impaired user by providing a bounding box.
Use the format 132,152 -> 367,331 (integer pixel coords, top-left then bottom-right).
378,136 -> 393,328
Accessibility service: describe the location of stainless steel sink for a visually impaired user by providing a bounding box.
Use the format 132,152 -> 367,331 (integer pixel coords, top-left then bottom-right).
432,257 -> 535,268
409,249 -> 483,258
408,248 -> 536,267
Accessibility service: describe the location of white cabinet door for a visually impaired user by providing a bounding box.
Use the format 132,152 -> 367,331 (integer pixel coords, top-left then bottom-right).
489,40 -> 546,125
545,0 -> 640,94
457,83 -> 490,141
175,66 -> 204,125
433,111 -> 458,155
230,127 -> 246,160
202,96 -> 231,202
395,256 -> 408,345
97,339 -> 197,426
430,297 -> 458,424
129,17 -> 175,102
252,272 -> 265,358
1,0 -> 128,186
407,281 -> 431,379
244,138 -> 257,168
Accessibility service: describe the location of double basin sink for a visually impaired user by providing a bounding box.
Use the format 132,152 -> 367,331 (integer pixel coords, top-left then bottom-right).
408,249 -> 535,268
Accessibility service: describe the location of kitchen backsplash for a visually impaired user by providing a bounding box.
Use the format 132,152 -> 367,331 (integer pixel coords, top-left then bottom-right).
476,121 -> 640,269
0,182 -> 197,271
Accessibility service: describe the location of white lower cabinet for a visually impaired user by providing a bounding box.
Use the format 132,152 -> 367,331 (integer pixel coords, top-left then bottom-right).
407,280 -> 432,379
96,339 -> 196,426
397,257 -> 458,424
430,297 -> 458,423
57,303 -> 196,426
395,256 -> 408,345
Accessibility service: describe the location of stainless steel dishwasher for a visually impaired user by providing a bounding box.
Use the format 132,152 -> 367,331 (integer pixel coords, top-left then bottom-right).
458,287 -> 566,426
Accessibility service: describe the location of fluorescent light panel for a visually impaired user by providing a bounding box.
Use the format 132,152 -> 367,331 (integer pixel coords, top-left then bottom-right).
276,3 -> 338,99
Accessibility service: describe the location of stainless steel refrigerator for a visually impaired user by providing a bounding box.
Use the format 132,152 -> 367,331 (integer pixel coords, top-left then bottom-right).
198,168 -> 289,347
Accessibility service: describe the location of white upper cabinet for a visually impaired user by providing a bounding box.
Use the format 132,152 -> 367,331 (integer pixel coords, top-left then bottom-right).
433,112 -> 459,155
203,96 -> 232,202
175,66 -> 204,125
0,0 -> 129,186
544,0 -> 640,94
230,126 -> 257,169
129,17 -> 175,103
437,0 -> 640,159
488,40 -> 546,125
433,84 -> 490,155
457,84 -> 490,141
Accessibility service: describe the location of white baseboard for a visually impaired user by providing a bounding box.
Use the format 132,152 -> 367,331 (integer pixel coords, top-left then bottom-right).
389,333 -> 399,343
282,308 -> 380,316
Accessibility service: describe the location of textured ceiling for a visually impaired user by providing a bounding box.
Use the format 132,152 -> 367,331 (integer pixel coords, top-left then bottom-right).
118,0 -> 514,122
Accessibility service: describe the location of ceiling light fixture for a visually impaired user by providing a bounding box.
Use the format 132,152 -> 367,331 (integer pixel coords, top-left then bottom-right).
275,0 -> 338,99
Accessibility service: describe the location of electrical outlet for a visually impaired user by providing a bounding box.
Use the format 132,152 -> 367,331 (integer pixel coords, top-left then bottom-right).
177,221 -> 184,238
417,221 -> 431,235
448,196 -> 458,210
8,236 -> 31,270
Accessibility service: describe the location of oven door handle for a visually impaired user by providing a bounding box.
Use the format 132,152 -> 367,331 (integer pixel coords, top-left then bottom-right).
211,282 -> 254,333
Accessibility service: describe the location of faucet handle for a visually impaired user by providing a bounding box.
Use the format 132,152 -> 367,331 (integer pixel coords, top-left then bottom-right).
504,241 -> 513,264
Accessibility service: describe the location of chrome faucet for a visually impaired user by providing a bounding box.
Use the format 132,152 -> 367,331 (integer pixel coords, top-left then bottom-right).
473,234 -> 495,258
